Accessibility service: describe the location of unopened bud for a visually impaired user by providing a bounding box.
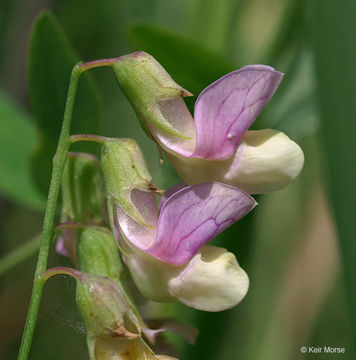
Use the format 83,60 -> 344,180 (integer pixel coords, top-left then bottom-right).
61,152 -> 105,224
57,153 -> 106,263
77,226 -> 123,281
75,272 -> 140,339
42,267 -> 140,341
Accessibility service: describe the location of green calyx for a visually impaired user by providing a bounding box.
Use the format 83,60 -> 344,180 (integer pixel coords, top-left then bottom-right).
101,138 -> 159,226
77,226 -> 123,282
61,152 -> 105,224
112,51 -> 192,140
75,272 -> 140,340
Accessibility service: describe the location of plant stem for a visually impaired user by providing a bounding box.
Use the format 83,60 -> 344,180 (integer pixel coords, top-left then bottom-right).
17,58 -> 121,360
0,235 -> 41,277
17,63 -> 82,360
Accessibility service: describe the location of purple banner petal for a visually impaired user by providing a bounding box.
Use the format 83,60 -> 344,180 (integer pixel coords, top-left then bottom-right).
147,182 -> 257,265
192,65 -> 283,160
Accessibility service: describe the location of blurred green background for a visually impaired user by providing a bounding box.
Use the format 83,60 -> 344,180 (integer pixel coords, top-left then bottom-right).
1,0 -> 356,359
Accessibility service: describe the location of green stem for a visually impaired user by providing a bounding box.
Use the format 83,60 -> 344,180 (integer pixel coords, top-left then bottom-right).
0,235 -> 41,277
17,64 -> 82,360
17,58 -> 123,360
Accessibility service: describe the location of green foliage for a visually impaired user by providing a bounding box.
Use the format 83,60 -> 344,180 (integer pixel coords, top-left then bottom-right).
128,24 -> 233,97
28,11 -> 101,194
311,0 -> 356,351
0,90 -> 44,208
53,0 -> 122,60
61,153 -> 105,224
1,1 -> 355,359
260,49 -> 319,138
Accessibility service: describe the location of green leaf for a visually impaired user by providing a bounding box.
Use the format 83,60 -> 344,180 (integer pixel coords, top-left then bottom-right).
127,24 -> 233,97
28,11 -> 101,194
311,0 -> 356,349
0,90 -> 44,208
53,0 -> 123,60
259,49 -> 319,138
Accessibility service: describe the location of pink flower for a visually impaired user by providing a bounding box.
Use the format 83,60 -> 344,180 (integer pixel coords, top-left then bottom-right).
113,52 -> 304,194
116,182 -> 256,265
114,180 -> 256,311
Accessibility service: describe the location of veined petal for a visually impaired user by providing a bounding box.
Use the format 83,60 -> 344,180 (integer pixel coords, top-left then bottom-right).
147,182 -> 257,265
168,245 -> 249,311
192,65 -> 283,160
159,182 -> 188,212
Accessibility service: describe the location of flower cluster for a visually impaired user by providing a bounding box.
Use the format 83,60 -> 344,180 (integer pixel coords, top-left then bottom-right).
52,51 -> 304,359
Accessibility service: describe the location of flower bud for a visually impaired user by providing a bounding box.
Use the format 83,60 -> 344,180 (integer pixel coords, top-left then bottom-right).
61,152 -> 105,224
77,272 -> 179,359
43,267 -> 178,359
77,226 -> 123,281
42,268 -> 140,342
75,272 -> 139,339
57,153 -> 106,263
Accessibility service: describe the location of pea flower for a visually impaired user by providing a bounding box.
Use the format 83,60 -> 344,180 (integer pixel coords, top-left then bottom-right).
101,139 -> 256,311
113,52 -> 304,194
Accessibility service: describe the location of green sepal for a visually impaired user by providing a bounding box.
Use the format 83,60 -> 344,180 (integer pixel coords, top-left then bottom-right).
101,138 -> 158,226
61,152 -> 105,224
77,226 -> 123,282
75,272 -> 140,339
113,51 -> 192,140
